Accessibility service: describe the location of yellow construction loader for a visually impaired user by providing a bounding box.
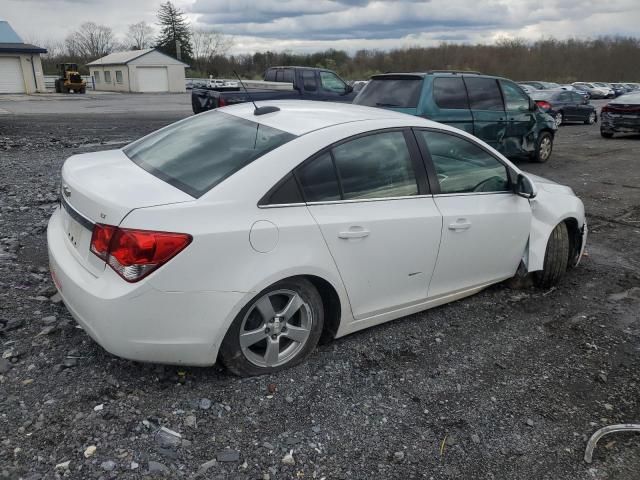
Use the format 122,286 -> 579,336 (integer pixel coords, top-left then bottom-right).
55,63 -> 86,93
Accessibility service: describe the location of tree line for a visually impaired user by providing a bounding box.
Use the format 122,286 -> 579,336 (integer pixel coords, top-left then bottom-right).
219,37 -> 640,82
30,0 -> 640,83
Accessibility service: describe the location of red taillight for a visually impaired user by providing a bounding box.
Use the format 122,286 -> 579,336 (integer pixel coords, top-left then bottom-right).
218,96 -> 227,107
90,225 -> 191,282
601,105 -> 610,113
535,100 -> 551,110
90,224 -> 116,261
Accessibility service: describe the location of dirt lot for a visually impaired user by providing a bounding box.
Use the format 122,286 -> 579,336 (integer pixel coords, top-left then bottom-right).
0,106 -> 639,480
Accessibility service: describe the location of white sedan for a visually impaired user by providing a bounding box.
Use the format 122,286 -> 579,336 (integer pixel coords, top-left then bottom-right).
47,100 -> 587,376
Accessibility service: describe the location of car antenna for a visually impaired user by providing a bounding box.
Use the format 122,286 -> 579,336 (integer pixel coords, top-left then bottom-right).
232,70 -> 280,116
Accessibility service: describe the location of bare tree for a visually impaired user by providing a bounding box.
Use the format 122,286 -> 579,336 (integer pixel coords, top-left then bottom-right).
190,28 -> 233,74
65,22 -> 117,60
127,21 -> 154,50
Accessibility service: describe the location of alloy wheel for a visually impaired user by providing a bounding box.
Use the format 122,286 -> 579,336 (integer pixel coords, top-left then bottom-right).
239,289 -> 312,368
539,136 -> 552,161
555,112 -> 563,127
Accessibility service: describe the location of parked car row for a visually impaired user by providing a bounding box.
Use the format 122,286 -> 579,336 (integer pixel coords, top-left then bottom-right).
530,89 -> 597,127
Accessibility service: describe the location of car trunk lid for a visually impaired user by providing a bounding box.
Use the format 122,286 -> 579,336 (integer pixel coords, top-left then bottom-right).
59,149 -> 194,276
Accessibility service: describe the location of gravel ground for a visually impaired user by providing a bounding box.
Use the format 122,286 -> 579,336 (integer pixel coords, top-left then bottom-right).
1,110 -> 639,480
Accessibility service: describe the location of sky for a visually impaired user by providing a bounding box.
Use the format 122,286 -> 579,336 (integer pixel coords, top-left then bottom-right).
2,0 -> 640,54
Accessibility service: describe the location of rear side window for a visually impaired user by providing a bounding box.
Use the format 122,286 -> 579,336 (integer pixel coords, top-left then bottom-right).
283,69 -> 294,83
464,77 -> 504,111
124,111 -> 296,198
571,92 -> 584,102
302,71 -> 317,91
264,70 -> 276,81
433,77 -> 469,109
354,78 -> 423,108
297,152 -> 340,202
332,131 -> 418,199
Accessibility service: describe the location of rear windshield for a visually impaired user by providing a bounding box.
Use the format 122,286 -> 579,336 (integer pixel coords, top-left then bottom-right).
531,91 -> 557,100
124,111 -> 296,198
354,78 -> 423,108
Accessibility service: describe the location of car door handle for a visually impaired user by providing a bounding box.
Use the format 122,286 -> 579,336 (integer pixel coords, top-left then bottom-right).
338,229 -> 370,239
448,221 -> 472,231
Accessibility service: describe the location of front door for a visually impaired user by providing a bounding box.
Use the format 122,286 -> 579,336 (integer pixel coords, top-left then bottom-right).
500,79 -> 537,156
296,130 -> 443,319
463,76 -> 507,152
414,129 -> 532,298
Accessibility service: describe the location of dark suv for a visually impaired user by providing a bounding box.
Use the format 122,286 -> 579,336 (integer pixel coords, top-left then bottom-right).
354,71 -> 558,162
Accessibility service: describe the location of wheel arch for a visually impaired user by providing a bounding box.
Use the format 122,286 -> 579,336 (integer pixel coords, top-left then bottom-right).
214,269 -> 351,358
525,190 -> 586,272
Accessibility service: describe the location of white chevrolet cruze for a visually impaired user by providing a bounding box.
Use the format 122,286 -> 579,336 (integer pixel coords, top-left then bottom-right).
47,100 -> 587,376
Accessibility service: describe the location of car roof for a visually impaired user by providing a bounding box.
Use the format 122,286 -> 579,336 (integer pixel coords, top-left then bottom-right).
371,71 -> 483,79
218,100 -> 437,136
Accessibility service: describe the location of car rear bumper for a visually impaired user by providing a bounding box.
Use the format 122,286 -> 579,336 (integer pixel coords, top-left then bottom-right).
47,207 -> 244,366
601,114 -> 640,133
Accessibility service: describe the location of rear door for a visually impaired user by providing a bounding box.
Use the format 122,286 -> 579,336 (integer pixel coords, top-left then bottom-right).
296,129 -> 443,320
414,129 -> 531,298
463,77 -> 507,152
499,79 -> 536,157
430,76 -> 474,135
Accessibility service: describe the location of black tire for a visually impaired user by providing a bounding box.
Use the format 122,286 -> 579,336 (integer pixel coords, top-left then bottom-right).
601,130 -> 614,138
79,87 -> 86,94
530,131 -> 553,163
220,278 -> 324,377
534,222 -> 570,288
585,111 -> 597,125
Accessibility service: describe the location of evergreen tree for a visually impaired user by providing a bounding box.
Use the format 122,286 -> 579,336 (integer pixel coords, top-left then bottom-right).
155,1 -> 193,61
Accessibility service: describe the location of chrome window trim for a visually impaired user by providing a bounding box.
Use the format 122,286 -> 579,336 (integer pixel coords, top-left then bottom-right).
432,191 -> 513,198
258,190 -> 512,208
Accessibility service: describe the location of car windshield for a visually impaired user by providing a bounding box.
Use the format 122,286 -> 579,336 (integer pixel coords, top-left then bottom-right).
354,77 -> 423,108
124,111 -> 296,198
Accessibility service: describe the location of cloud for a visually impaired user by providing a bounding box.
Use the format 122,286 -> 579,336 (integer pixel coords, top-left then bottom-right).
1,0 -> 639,53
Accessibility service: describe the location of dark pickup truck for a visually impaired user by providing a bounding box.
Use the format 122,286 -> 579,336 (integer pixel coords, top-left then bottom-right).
191,66 -> 356,114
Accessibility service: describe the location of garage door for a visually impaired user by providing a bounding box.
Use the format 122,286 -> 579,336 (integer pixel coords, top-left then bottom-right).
137,67 -> 169,92
0,57 -> 25,93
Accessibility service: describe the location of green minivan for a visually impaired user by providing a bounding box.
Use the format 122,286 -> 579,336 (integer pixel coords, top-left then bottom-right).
353,71 -> 558,162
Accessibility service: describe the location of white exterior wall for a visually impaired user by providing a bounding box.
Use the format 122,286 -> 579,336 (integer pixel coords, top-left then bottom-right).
0,52 -> 46,93
90,65 -> 131,92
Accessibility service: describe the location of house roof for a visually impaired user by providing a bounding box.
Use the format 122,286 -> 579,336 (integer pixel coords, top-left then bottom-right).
0,42 -> 47,54
87,48 -> 188,66
0,20 -> 23,43
0,20 -> 47,53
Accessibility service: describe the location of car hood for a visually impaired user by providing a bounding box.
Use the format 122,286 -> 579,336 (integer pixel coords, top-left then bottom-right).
525,173 -> 576,196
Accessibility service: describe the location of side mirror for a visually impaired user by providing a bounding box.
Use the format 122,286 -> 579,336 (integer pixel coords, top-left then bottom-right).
515,173 -> 538,199
345,84 -> 354,94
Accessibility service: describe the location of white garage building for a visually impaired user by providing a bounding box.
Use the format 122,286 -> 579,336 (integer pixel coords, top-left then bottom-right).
87,49 -> 187,93
0,20 -> 47,94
